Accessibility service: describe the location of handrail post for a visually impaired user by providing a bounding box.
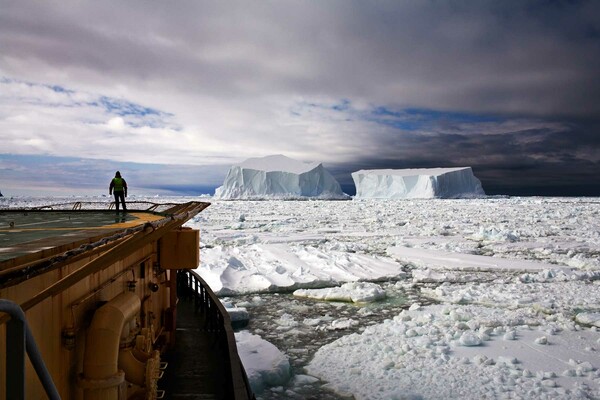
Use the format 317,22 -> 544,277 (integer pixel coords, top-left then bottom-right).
6,316 -> 25,399
194,277 -> 200,311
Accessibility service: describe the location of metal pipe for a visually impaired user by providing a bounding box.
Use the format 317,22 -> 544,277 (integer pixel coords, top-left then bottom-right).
132,346 -> 152,362
80,292 -> 140,399
118,348 -> 146,386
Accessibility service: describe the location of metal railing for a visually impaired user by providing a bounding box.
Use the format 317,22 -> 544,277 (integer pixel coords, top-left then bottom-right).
27,200 -> 183,213
177,270 -> 255,400
0,299 -> 61,400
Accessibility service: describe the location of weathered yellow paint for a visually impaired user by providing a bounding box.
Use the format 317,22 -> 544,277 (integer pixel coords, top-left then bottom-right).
0,212 -> 163,232
0,243 -> 160,400
159,229 -> 200,269
0,203 -> 209,399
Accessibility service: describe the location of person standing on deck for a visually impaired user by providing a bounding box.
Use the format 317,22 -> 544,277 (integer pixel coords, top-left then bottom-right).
109,171 -> 128,212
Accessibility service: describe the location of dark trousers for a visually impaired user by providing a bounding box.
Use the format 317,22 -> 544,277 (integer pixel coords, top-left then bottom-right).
114,191 -> 127,211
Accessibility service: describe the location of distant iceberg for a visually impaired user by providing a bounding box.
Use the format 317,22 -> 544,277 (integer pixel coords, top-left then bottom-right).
352,167 -> 485,199
214,155 -> 348,200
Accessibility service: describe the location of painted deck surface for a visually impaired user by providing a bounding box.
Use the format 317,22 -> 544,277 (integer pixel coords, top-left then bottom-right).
0,210 -> 163,262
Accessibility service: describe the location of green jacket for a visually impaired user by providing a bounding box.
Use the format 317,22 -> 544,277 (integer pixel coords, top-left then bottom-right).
110,178 -> 127,193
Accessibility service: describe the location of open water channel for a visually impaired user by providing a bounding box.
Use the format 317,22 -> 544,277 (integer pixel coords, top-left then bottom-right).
226,282 -> 439,400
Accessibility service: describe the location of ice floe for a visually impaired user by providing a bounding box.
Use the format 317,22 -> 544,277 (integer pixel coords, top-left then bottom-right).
293,282 -> 386,303
235,330 -> 292,394
306,304 -> 600,399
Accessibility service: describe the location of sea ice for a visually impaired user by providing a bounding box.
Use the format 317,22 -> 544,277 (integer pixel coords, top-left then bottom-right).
184,197 -> 599,398
235,330 -> 291,394
198,243 -> 403,295
307,304 -> 600,399
459,331 -> 483,346
293,282 -> 386,303
388,246 -> 566,273
576,312 -> 600,328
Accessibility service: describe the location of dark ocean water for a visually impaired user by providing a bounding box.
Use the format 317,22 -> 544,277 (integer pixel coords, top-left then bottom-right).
228,282 -> 438,400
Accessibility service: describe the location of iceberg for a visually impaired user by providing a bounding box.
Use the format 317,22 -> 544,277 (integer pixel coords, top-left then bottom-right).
352,167 -> 485,199
214,155 -> 347,199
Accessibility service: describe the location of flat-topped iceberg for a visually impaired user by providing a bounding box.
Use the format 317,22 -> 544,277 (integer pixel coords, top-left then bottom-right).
214,155 -> 347,199
352,167 -> 485,199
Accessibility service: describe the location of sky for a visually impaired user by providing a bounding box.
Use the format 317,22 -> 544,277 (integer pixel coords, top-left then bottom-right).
1,0 -> 599,196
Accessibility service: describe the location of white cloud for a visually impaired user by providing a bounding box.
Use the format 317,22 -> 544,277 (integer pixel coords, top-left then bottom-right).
106,116 -> 125,131
0,77 -> 396,166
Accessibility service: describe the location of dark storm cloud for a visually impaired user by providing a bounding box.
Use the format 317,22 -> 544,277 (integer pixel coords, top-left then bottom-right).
2,0 -> 599,116
330,118 -> 600,196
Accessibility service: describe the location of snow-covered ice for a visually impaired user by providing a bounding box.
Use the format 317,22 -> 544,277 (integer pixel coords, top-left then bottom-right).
200,243 -> 404,295
214,155 -> 347,200
352,167 -> 485,199
388,246 -> 569,273
576,312 -> 600,328
188,196 -> 599,399
235,330 -> 291,394
307,304 -> 600,399
293,282 -> 386,303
